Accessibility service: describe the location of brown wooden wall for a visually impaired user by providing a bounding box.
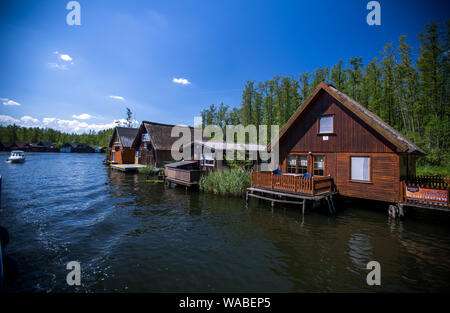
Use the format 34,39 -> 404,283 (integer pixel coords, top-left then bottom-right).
278,91 -> 404,203
111,147 -> 135,164
138,142 -> 157,167
335,152 -> 400,202
279,92 -> 398,159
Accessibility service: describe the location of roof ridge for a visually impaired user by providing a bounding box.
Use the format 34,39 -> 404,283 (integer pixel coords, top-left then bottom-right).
142,120 -> 194,129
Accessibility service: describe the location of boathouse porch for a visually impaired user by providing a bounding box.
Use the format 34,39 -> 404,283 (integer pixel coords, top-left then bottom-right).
247,171 -> 338,214
248,172 -> 450,215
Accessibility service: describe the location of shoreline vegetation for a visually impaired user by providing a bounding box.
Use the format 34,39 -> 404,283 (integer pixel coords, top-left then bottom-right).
199,168 -> 251,197
0,125 -> 113,148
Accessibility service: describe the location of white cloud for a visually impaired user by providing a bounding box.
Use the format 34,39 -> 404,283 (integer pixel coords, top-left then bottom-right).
59,54 -> 72,62
43,117 -> 56,124
0,115 -> 20,124
108,95 -> 125,101
49,51 -> 73,70
0,115 -> 40,127
0,114 -> 138,133
173,78 -> 191,85
20,115 -> 40,126
1,98 -> 21,106
72,113 -> 92,120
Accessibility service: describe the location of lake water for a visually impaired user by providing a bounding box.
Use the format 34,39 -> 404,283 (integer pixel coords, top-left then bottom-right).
0,152 -> 449,292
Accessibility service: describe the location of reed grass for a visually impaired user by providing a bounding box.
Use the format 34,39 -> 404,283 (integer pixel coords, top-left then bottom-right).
137,166 -> 154,175
199,168 -> 251,197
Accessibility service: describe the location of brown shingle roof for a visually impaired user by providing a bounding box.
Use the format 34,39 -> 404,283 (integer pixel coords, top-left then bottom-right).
140,121 -> 198,151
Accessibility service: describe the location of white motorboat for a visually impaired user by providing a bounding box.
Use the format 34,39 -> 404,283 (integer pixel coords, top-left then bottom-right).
6,150 -> 25,163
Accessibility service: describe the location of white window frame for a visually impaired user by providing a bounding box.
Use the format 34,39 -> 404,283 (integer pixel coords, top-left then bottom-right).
319,115 -> 334,134
350,156 -> 371,182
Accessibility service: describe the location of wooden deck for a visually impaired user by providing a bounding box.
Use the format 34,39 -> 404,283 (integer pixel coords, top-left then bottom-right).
248,172 -> 337,214
251,172 -> 334,195
110,164 -> 147,172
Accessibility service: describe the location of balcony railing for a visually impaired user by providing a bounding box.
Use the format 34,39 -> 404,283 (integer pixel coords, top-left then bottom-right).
400,175 -> 449,208
251,171 -> 333,195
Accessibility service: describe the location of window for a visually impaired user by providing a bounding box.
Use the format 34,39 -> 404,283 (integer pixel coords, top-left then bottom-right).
287,155 -> 297,173
142,133 -> 150,142
146,143 -> 152,151
135,151 -> 140,158
351,157 -> 370,181
319,115 -> 333,134
313,156 -> 325,176
201,153 -> 215,167
298,156 -> 308,174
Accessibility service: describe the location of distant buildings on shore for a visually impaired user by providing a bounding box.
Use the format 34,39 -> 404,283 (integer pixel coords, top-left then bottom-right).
0,141 -> 106,153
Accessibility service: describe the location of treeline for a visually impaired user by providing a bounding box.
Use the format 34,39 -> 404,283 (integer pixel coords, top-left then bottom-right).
0,125 -> 114,148
200,22 -> 449,167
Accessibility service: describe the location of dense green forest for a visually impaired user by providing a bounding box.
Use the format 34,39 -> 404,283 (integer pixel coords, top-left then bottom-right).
0,125 -> 113,148
200,22 -> 449,167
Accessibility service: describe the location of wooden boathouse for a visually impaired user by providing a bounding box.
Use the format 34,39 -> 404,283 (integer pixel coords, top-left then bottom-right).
108,127 -> 139,164
131,121 -> 199,168
165,140 -> 266,187
248,82 -> 448,214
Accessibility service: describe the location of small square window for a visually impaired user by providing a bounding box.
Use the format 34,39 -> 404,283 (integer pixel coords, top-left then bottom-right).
319,115 -> 333,134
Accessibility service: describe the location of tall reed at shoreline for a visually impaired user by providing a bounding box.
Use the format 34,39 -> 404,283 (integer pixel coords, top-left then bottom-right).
199,168 -> 251,197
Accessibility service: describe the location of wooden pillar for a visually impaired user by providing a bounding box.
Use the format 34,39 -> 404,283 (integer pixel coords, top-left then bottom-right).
302,199 -> 305,215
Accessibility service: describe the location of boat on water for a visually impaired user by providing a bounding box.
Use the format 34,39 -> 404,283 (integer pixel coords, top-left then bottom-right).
6,150 -> 26,163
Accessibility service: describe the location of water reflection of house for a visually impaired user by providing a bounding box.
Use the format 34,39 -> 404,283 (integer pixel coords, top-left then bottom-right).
108,127 -> 139,164
60,142 -> 77,153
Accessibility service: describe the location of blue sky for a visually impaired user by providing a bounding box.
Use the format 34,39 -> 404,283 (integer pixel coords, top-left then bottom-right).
0,0 -> 448,133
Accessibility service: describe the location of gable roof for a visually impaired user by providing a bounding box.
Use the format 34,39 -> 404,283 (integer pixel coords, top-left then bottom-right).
269,82 -> 425,155
132,121 -> 200,151
110,127 -> 139,148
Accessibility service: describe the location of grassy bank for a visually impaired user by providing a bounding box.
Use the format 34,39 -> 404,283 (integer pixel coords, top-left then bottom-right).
416,166 -> 450,177
199,168 -> 251,197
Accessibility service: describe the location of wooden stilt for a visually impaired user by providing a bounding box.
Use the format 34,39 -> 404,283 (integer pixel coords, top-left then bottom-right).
302,199 -> 306,215
398,204 -> 404,218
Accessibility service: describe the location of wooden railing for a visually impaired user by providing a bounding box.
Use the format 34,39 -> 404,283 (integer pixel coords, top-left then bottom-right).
400,176 -> 450,208
251,172 -> 333,195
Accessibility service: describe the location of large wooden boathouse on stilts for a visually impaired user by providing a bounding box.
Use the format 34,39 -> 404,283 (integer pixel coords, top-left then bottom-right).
247,82 -> 449,215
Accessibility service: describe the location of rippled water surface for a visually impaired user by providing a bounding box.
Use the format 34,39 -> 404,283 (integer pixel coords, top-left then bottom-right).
1,152 -> 449,292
